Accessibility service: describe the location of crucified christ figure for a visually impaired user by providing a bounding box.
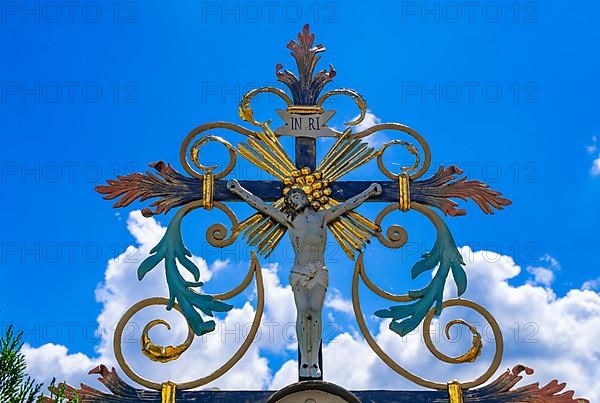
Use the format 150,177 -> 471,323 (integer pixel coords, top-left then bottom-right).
227,179 -> 382,378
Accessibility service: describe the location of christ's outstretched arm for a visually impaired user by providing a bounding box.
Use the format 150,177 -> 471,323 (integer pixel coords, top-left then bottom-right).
227,179 -> 290,226
323,183 -> 382,223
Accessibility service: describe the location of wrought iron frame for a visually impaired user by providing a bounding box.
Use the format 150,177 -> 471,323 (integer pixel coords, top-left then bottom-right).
64,24 -> 589,403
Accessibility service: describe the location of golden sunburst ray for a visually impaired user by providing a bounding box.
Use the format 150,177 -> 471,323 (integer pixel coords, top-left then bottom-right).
236,127 -> 294,257
237,125 -> 296,180
235,126 -> 381,259
318,128 -> 378,181
318,129 -> 381,260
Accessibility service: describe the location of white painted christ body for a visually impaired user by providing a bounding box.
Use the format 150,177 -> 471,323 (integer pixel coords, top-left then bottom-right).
227,179 -> 381,378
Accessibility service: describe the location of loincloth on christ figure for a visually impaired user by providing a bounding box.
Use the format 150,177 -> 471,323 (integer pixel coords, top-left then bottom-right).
289,262 -> 329,290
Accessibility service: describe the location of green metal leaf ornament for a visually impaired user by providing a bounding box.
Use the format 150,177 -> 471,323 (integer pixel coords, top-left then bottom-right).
375,219 -> 466,336
138,208 -> 232,336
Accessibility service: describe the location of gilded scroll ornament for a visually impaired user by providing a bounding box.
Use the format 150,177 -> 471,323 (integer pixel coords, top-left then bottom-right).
91,23 -> 524,398
353,253 -> 503,390
113,253 -> 264,391
141,319 -> 194,363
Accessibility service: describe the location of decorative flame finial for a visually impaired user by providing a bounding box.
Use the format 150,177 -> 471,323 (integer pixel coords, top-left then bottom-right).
276,24 -> 336,105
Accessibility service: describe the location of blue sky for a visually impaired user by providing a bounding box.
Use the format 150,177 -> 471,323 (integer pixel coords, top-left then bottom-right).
1,0 -> 599,397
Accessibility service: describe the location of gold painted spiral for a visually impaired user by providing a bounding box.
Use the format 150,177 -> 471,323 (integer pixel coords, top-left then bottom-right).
239,87 -> 293,127
374,203 -> 409,249
316,88 -> 367,126
353,123 -> 431,180
421,299 -> 503,388
179,123 -> 253,180
204,201 -> 241,248
141,319 -> 194,363
352,253 -> 504,390
113,253 -> 264,391
443,319 -> 482,363
114,297 -> 193,390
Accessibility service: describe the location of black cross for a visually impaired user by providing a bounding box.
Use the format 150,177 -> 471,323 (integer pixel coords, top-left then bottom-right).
96,131 -> 510,382
96,25 -> 510,383
97,134 -> 398,382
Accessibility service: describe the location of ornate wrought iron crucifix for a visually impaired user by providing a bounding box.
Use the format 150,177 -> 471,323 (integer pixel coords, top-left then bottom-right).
96,25 -> 513,392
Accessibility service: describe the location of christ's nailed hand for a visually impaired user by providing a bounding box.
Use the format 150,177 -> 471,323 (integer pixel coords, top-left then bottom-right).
370,183 -> 382,196
227,179 -> 240,192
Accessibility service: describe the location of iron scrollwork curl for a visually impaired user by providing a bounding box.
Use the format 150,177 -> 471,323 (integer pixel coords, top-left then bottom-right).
239,87 -> 293,127
114,252 -> 264,391
354,197 -> 504,390
356,123 -> 432,180
180,132 -> 239,180
178,134 -> 242,247
353,253 -> 504,390
205,201 -> 241,248
372,137 -> 426,248
316,88 -> 367,127
377,139 -> 421,179
421,299 -> 503,389
374,202 -> 466,336
374,203 -> 409,249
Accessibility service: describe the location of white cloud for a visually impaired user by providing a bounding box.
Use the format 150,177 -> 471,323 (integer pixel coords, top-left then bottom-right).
525,254 -> 560,287
268,359 -> 297,390
591,157 -> 600,176
586,135 -> 597,154
253,262 -> 296,353
539,254 -> 561,271
23,211 -> 291,391
271,246 -> 599,400
587,136 -> 600,176
526,266 -> 555,287
354,110 -> 381,132
22,343 -> 96,387
352,111 -> 388,147
210,258 -> 231,273
325,288 -> 353,315
22,215 -> 598,401
582,277 -> 600,291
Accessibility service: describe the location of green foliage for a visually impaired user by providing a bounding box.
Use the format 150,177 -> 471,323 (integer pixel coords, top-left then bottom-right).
0,325 -> 42,403
44,379 -> 80,402
0,326 -> 82,402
